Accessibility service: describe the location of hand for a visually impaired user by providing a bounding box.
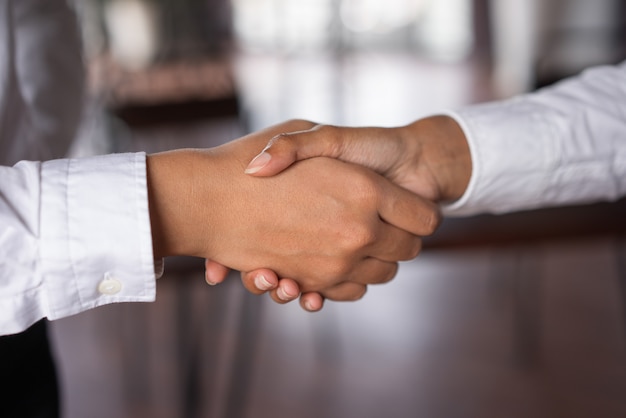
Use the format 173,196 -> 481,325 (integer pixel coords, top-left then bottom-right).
205,116 -> 470,310
245,115 -> 472,202
204,261 -> 313,309
147,120 -> 440,304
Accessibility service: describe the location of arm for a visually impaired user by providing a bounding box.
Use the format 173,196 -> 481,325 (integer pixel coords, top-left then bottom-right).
446,60 -> 626,215
147,121 -> 438,292
0,121 -> 437,335
247,62 -> 626,214
244,115 -> 471,204
225,61 -> 626,305
207,116 -> 469,310
0,154 -> 156,336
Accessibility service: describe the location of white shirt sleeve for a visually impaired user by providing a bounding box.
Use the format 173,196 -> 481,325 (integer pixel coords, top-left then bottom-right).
443,61 -> 626,216
0,152 -> 157,335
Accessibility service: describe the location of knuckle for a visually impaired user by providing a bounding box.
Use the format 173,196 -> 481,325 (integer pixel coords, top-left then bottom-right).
349,285 -> 367,301
348,223 -> 377,249
354,263 -> 397,285
268,132 -> 292,149
313,124 -> 335,135
421,206 -> 442,236
377,263 -> 399,284
406,238 -> 423,260
268,120 -> 320,153
334,230 -> 375,257
323,283 -> 367,301
350,175 -> 379,205
286,118 -> 316,130
323,260 -> 351,282
333,214 -> 377,251
314,124 -> 347,156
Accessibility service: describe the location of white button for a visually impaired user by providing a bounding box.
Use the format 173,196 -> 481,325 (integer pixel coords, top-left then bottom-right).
98,276 -> 122,295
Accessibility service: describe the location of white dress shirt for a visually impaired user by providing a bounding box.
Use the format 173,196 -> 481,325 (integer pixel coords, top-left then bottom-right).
445,60 -> 626,216
0,0 -> 156,335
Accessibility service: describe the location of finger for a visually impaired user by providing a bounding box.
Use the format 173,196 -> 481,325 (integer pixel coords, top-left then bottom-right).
246,125 -> 408,182
299,292 -> 325,312
240,269 -> 279,295
245,125 -> 345,176
269,279 -> 301,304
344,258 -> 399,286
374,175 -> 442,237
320,282 -> 368,302
366,223 -> 423,262
294,258 -> 397,293
205,259 -> 230,285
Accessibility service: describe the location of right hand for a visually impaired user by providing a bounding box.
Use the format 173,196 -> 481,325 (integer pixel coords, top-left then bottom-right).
243,115 -> 471,202
206,116 -> 471,310
148,120 -> 440,304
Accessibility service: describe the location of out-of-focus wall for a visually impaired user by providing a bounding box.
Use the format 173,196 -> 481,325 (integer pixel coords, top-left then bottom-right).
535,0 -> 626,85
76,0 -> 234,70
489,0 -> 626,97
231,0 -> 475,61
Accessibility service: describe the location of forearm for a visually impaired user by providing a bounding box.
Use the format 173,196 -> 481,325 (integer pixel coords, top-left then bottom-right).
445,61 -> 626,216
0,154 -> 156,335
400,115 -> 472,203
147,150 -> 199,259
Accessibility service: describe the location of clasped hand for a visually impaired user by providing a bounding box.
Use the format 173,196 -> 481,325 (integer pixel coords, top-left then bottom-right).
149,119 -> 457,311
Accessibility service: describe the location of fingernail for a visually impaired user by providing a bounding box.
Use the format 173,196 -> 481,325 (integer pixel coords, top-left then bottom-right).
304,300 -> 314,311
277,286 -> 292,301
205,273 -> 217,286
244,152 -> 271,174
254,274 -> 273,291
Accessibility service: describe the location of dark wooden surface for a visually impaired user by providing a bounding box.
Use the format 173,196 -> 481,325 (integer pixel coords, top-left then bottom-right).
50,232 -> 626,418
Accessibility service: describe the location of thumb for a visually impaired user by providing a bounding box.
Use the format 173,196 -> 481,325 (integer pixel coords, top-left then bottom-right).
244,126 -> 342,177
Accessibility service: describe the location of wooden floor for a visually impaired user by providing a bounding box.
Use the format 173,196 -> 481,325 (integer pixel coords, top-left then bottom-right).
50,233 -> 626,418
50,52 -> 626,418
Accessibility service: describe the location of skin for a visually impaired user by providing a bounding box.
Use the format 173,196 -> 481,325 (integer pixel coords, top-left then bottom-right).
204,115 -> 473,311
147,120 -> 440,304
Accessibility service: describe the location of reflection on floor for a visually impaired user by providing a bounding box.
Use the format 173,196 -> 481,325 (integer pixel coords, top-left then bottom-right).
51,236 -> 626,418
51,52 -> 626,418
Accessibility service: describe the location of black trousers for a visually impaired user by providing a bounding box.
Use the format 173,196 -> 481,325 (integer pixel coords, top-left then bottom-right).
0,320 -> 60,418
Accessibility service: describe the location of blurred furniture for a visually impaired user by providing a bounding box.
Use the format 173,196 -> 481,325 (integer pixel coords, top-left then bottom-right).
83,0 -> 240,127
488,0 -> 626,96
90,55 -> 240,127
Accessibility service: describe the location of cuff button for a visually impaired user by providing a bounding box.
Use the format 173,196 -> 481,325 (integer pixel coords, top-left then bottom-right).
98,275 -> 122,295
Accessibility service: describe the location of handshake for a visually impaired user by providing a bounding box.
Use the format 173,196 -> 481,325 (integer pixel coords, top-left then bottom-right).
147,116 -> 472,311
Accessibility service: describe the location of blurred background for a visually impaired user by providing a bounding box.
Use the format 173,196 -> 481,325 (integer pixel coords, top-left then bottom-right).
50,0 -> 626,417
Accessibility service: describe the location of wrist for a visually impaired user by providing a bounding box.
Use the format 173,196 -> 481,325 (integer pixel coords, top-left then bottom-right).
405,115 -> 472,203
147,150 -> 214,258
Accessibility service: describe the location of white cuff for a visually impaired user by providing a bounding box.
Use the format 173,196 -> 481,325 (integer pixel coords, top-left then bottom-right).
40,152 -> 157,320
440,100 -> 559,216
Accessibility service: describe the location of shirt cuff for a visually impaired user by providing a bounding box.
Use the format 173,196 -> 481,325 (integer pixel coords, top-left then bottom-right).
440,100 -> 559,217
39,152 -> 157,320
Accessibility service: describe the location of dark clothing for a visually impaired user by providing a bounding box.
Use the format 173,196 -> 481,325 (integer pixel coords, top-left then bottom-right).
0,320 -> 60,418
